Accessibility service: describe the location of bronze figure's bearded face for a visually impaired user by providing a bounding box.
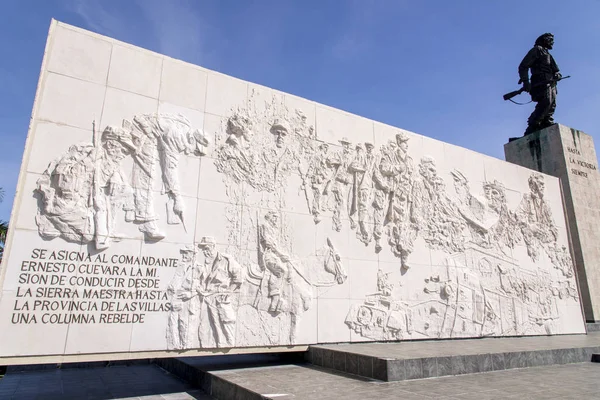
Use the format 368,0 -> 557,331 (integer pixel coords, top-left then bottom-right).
535,33 -> 554,50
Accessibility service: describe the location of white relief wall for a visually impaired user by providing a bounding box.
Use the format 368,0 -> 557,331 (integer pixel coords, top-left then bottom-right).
0,21 -> 585,362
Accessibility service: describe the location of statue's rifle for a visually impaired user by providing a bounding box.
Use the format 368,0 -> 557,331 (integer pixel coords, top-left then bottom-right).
503,75 -> 571,105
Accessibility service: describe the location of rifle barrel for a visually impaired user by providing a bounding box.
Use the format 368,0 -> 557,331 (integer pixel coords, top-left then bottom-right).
503,75 -> 570,101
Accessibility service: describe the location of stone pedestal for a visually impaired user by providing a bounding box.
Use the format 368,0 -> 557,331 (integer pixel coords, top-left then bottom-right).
505,124 -> 600,322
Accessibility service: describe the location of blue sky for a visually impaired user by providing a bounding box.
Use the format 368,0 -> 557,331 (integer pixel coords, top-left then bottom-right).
0,0 -> 599,221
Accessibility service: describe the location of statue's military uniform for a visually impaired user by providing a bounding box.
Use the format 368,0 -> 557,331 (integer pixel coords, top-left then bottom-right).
518,33 -> 560,134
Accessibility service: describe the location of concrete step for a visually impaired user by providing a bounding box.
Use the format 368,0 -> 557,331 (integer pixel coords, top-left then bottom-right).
158,333 -> 600,398
162,361 -> 600,400
308,332 -> 600,381
155,352 -> 305,400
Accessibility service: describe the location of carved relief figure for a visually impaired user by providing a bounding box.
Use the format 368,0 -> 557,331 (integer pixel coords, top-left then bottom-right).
258,211 -> 293,313
36,125 -> 135,248
325,138 -> 353,232
371,144 -> 390,253
241,212 -> 346,345
216,114 -> 255,184
483,180 -> 522,250
166,245 -> 200,350
93,126 -> 136,250
354,142 -> 377,245
264,120 -> 301,191
450,170 -> 489,246
36,144 -> 93,243
305,143 -> 331,224
35,113 -> 208,250
348,143 -> 366,230
196,236 -> 243,348
379,133 -> 416,268
516,173 -> 558,261
128,114 -> 209,240
412,157 -> 465,254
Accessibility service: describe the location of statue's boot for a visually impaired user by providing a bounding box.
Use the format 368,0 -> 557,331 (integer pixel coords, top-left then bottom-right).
524,123 -> 541,136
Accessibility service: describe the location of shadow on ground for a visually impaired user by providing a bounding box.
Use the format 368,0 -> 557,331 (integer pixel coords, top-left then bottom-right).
0,364 -> 213,399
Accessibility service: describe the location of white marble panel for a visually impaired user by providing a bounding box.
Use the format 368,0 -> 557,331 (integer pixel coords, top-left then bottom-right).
280,174 -> 313,216
0,229 -> 83,292
26,122 -> 92,174
347,259 -> 378,300
293,300 -> 318,345
0,290 -> 70,356
317,298 -> 351,343
64,320 -> 134,354
47,24 -> 112,84
373,121 -> 419,150
37,72 -> 106,130
247,83 -> 286,118
205,72 -> 248,117
200,112 -> 227,160
444,143 -> 486,185
285,94 -> 316,132
129,309 -> 169,351
483,155 -> 527,194
108,44 -> 163,98
159,58 -> 208,112
198,158 -> 242,204
99,87 -> 159,129
285,212 -> 317,258
315,105 -> 374,146
196,200 -> 242,248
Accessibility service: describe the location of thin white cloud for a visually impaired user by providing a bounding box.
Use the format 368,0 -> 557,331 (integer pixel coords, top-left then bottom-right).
133,0 -> 209,64
69,0 -> 125,38
67,0 -> 211,65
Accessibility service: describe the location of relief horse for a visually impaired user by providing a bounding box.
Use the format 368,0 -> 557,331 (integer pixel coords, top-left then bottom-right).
237,238 -> 347,346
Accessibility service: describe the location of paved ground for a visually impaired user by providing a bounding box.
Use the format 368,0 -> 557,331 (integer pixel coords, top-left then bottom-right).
313,332 -> 600,359
0,364 -> 213,400
212,362 -> 600,399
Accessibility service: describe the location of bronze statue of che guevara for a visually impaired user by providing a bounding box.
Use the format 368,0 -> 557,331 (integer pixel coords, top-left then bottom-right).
518,33 -> 562,135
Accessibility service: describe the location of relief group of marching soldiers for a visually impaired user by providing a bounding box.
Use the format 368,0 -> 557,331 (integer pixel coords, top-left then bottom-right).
304,131 -> 570,275
306,132 -> 436,270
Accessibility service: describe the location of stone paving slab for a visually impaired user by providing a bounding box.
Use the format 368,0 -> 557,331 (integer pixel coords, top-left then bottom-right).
209,362 -> 600,400
308,332 -> 600,381
0,364 -> 213,399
